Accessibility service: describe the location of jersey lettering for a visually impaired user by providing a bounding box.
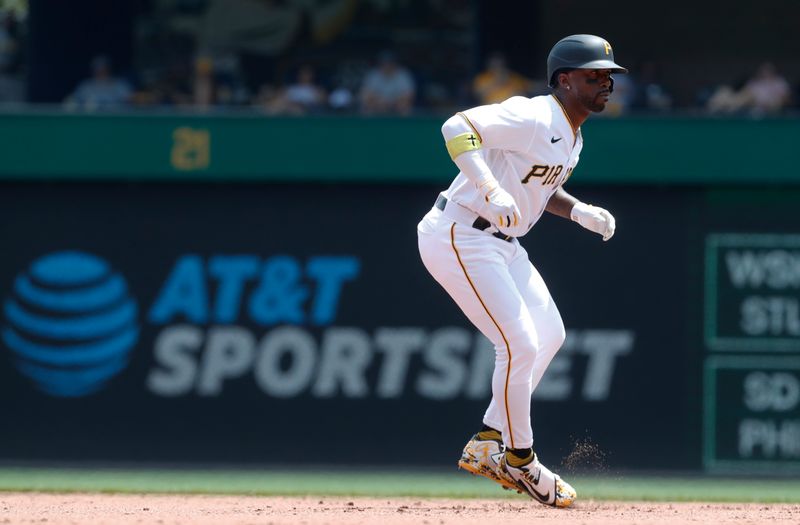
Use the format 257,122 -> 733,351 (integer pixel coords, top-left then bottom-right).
522,164 -> 563,186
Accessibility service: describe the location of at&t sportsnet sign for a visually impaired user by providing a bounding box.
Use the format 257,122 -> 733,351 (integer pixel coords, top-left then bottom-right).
3,251 -> 632,402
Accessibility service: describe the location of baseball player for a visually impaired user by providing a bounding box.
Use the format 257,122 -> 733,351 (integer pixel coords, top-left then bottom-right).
417,35 -> 626,508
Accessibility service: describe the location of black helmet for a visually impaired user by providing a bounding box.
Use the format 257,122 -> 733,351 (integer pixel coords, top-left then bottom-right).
547,34 -> 627,87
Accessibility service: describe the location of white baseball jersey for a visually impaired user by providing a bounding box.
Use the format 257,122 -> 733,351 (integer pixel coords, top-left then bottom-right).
442,94 -> 583,238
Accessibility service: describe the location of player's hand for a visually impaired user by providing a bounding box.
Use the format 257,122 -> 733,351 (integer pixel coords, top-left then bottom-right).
570,202 -> 616,241
482,182 -> 520,228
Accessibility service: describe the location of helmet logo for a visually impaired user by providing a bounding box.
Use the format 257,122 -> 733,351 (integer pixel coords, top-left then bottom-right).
603,41 -> 612,55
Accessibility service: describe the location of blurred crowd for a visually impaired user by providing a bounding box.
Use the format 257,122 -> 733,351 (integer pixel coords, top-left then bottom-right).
1,6 -> 799,117
55,51 -> 798,118
59,49 -> 422,116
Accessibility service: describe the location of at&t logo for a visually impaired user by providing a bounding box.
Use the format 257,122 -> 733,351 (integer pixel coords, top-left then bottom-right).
2,251 -> 138,397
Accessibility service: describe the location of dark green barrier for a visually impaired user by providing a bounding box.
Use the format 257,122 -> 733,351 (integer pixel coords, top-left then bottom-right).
0,112 -> 448,182
0,111 -> 798,185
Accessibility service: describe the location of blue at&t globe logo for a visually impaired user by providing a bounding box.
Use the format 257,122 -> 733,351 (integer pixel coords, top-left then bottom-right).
2,251 -> 138,397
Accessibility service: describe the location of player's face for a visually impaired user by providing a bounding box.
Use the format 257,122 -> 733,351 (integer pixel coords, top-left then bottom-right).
571,69 -> 613,112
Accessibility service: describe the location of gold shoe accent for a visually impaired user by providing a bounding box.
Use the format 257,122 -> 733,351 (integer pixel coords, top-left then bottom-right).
458,455 -> 521,492
457,435 -> 521,493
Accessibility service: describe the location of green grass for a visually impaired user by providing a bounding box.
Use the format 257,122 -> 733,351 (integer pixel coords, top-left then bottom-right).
0,468 -> 798,503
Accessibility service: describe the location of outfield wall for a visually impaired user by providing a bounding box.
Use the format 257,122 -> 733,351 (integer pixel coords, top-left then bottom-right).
0,114 -> 797,474
0,111 -> 799,185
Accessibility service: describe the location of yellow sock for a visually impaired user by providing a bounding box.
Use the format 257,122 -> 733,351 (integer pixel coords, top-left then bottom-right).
476,429 -> 502,442
505,450 -> 534,468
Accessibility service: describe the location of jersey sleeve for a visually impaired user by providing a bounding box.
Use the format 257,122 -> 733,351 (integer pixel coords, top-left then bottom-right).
460,96 -> 539,153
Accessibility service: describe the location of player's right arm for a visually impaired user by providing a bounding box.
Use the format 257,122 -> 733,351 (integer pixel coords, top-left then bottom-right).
441,103 -> 532,228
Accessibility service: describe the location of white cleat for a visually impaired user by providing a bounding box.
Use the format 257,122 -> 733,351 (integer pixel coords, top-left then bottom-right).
498,453 -> 577,508
457,434 -> 521,492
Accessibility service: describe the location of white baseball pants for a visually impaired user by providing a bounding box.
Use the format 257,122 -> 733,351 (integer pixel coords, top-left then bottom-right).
417,204 -> 565,450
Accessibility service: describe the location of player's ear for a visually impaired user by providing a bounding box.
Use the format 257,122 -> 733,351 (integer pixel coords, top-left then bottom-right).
558,71 -> 571,91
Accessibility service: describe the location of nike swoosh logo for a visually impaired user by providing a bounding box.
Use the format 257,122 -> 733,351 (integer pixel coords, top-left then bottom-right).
550,137 -> 562,143
521,466 -> 549,502
530,485 -> 550,502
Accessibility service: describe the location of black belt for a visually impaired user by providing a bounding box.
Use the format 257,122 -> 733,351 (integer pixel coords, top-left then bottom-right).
435,195 -> 514,242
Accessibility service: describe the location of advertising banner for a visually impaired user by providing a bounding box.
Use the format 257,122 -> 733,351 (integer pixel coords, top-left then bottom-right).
703,230 -> 800,473
0,183 -> 709,469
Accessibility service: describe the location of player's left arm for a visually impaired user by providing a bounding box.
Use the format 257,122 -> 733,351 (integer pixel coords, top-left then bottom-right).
546,187 -> 616,241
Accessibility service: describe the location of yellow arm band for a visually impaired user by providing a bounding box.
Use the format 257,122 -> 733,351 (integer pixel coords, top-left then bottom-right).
446,132 -> 483,160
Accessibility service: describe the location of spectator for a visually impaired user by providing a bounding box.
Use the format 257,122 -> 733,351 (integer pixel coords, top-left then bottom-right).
472,52 -> 537,105
359,51 -> 416,116
704,76 -> 749,115
739,62 -> 792,116
705,63 -> 791,117
259,64 -> 327,115
283,65 -> 326,112
65,56 -> 133,111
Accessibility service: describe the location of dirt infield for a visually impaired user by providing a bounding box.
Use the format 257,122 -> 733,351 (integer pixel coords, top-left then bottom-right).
1,493 -> 798,524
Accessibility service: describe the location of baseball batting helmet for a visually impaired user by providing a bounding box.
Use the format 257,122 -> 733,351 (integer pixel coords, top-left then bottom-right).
547,34 -> 628,88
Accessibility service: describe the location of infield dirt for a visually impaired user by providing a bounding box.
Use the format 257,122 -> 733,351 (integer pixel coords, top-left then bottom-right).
1,492 -> 798,524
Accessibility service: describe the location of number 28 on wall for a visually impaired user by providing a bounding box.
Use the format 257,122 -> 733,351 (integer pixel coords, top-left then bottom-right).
171,127 -> 210,171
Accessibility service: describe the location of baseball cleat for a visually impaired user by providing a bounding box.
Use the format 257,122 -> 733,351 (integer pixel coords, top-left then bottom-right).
498,453 -> 576,508
457,434 -> 521,492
